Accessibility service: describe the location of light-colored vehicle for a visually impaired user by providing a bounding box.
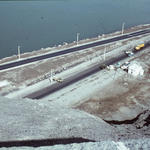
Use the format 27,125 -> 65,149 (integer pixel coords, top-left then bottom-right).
115,62 -> 121,68
121,65 -> 128,70
121,61 -> 130,70
125,51 -> 134,57
107,65 -> 115,70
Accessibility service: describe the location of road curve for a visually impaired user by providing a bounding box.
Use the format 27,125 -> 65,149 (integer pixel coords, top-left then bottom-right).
0,29 -> 150,71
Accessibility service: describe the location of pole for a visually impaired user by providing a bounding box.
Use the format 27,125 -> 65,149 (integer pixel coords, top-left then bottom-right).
122,22 -> 125,35
77,33 -> 80,45
104,46 -> 106,60
18,45 -> 20,60
50,70 -> 53,83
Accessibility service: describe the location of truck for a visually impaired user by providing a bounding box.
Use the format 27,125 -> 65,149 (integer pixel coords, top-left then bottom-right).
135,43 -> 145,50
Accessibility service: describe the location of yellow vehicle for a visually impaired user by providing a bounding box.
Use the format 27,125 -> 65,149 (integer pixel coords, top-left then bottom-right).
53,77 -> 63,83
135,43 -> 144,50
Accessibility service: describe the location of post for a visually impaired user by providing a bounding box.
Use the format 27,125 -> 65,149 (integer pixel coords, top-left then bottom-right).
18,45 -> 20,60
122,22 -> 125,35
50,70 -> 53,83
77,33 -> 80,45
104,46 -> 106,61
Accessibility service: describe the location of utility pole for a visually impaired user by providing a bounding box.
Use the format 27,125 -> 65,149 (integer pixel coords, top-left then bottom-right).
122,22 -> 125,35
18,45 -> 21,60
77,33 -> 80,45
49,69 -> 53,83
104,46 -> 106,61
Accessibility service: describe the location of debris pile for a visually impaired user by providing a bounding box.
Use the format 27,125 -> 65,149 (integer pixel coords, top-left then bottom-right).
128,62 -> 144,77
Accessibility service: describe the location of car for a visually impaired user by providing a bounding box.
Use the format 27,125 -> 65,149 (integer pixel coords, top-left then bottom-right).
107,65 -> 115,70
120,61 -> 130,70
53,77 -> 63,83
128,52 -> 134,57
125,51 -> 134,57
57,78 -> 63,83
115,62 -> 121,68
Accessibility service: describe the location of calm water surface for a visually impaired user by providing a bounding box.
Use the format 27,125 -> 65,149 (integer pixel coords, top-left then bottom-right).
0,0 -> 150,58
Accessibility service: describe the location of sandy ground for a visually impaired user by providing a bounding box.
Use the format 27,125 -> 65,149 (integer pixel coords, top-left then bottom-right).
0,96 -> 117,142
76,65 -> 150,121
0,25 -> 150,149
34,46 -> 150,140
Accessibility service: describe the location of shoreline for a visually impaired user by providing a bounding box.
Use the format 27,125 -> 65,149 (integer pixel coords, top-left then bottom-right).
0,23 -> 150,65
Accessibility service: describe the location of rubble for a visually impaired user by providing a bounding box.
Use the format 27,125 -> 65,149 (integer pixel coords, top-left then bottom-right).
128,62 -> 144,76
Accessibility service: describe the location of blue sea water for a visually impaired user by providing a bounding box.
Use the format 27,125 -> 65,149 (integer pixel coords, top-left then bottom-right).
0,0 -> 150,58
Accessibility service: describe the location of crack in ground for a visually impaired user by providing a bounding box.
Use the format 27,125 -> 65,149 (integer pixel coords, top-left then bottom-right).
104,110 -> 150,129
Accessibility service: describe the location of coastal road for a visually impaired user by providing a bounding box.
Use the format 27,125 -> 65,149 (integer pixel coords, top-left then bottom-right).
25,43 -> 149,99
0,29 -> 150,71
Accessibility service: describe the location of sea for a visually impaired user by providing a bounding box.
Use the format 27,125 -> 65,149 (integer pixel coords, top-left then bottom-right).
0,0 -> 150,59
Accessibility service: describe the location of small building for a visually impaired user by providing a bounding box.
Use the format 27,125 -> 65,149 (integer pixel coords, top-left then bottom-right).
128,63 -> 144,77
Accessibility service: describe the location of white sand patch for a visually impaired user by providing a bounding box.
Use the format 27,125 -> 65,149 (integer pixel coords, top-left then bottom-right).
113,141 -> 130,150
0,80 -> 10,88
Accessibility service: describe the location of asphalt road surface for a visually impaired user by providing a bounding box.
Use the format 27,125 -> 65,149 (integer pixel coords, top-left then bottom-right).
0,29 -> 150,71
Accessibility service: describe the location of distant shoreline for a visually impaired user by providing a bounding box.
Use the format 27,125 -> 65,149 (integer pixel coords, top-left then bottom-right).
0,24 -> 150,65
